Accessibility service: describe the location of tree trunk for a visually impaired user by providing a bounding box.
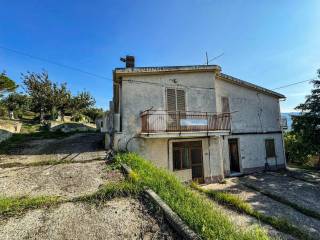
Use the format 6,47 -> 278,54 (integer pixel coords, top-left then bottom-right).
40,107 -> 44,123
8,110 -> 14,120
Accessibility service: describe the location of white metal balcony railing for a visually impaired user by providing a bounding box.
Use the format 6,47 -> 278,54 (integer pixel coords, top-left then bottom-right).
140,110 -> 231,134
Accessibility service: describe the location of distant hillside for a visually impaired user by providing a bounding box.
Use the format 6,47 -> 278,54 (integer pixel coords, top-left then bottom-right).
281,112 -> 300,130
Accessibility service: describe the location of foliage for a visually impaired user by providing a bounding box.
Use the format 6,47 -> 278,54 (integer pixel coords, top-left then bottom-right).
83,107 -> 104,122
0,71 -> 18,98
114,153 -> 269,240
22,71 -> 54,121
284,131 -> 312,164
291,69 -> 320,167
0,196 -> 60,217
70,91 -> 95,116
3,93 -> 31,118
192,183 -> 312,240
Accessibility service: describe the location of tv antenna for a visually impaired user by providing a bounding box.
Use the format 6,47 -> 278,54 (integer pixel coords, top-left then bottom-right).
205,52 -> 224,65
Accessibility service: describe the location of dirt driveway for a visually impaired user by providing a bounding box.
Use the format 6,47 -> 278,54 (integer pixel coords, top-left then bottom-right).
0,132 -> 177,240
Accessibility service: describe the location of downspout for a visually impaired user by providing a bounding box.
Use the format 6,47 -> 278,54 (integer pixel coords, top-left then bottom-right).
279,98 -> 287,169
207,137 -> 212,181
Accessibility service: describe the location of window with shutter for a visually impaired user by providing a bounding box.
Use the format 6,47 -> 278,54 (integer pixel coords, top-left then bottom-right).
176,89 -> 186,112
221,96 -> 230,113
265,139 -> 276,158
166,88 -> 186,112
167,88 -> 177,112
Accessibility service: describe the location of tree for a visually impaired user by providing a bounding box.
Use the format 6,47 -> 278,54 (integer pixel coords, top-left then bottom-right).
71,91 -> 95,114
3,93 -> 30,119
83,108 -> 104,122
52,83 -> 71,121
0,71 -> 18,98
292,69 -> 320,168
22,71 -> 53,122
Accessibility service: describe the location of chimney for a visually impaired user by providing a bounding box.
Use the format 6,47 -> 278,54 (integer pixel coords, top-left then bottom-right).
120,55 -> 135,68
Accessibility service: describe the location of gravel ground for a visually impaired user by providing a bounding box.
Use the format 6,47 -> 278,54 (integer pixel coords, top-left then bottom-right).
240,172 -> 320,218
0,133 -> 179,239
0,198 -> 178,240
0,161 -> 123,199
204,177 -> 320,239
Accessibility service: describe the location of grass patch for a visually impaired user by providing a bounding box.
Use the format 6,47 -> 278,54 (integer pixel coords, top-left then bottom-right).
192,183 -> 313,240
74,181 -> 141,204
0,196 -> 60,217
243,182 -> 320,221
114,153 -> 269,240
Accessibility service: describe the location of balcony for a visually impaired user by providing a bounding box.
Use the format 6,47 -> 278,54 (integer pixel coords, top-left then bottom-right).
140,110 -> 231,138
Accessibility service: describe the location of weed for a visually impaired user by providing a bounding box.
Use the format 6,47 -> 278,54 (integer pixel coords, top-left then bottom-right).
114,153 -> 270,240
0,196 -> 60,217
74,181 -> 141,204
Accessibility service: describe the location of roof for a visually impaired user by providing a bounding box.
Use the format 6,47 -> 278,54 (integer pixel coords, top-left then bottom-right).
113,64 -> 285,99
218,73 -> 285,99
114,64 -> 221,76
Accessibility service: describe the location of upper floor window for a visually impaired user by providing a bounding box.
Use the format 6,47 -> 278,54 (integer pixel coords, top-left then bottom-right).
265,139 -> 276,158
221,96 -> 230,113
167,88 -> 186,112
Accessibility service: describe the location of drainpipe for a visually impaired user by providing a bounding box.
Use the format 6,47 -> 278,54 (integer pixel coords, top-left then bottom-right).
207,137 -> 212,181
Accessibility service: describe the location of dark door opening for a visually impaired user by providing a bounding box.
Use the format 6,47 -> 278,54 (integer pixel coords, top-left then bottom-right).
228,139 -> 240,173
173,141 -> 204,183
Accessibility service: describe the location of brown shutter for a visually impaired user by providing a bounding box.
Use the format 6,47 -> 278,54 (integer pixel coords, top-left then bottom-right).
221,97 -> 230,113
265,139 -> 276,158
176,89 -> 186,112
167,88 -> 177,112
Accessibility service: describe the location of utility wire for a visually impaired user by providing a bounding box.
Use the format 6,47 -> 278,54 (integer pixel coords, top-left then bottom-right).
0,45 -> 112,80
272,79 -> 313,90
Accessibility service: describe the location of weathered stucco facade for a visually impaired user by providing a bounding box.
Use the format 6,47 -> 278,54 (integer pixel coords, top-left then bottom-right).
109,63 -> 286,183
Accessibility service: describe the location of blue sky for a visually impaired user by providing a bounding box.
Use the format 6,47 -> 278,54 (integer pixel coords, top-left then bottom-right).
1,0 -> 319,112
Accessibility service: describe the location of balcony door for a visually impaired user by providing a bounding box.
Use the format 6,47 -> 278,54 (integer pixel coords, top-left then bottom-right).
166,88 -> 186,131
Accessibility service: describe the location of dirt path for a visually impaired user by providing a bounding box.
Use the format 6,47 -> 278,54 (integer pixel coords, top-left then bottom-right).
0,133 -> 178,240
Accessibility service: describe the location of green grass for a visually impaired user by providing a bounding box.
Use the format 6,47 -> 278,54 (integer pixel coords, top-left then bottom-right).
192,184 -> 313,240
0,196 -> 60,217
74,181 -> 141,204
243,182 -> 320,221
114,153 -> 269,240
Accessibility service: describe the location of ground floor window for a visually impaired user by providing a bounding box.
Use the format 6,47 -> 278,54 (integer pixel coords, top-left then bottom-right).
265,138 -> 276,158
172,141 -> 202,171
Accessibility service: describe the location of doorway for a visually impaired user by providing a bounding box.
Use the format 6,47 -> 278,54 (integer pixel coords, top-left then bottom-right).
228,139 -> 240,173
173,141 -> 204,183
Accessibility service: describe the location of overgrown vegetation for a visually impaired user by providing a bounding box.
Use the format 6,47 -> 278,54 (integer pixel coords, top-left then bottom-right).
114,153 -> 269,240
0,196 -> 60,217
191,183 -> 312,240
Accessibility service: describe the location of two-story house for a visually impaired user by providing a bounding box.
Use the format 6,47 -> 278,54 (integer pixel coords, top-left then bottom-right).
108,56 -> 286,183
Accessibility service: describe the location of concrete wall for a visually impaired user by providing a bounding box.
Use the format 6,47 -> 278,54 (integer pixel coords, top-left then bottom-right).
222,133 -> 285,175
120,72 -> 217,137
215,78 -> 282,132
215,78 -> 285,175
